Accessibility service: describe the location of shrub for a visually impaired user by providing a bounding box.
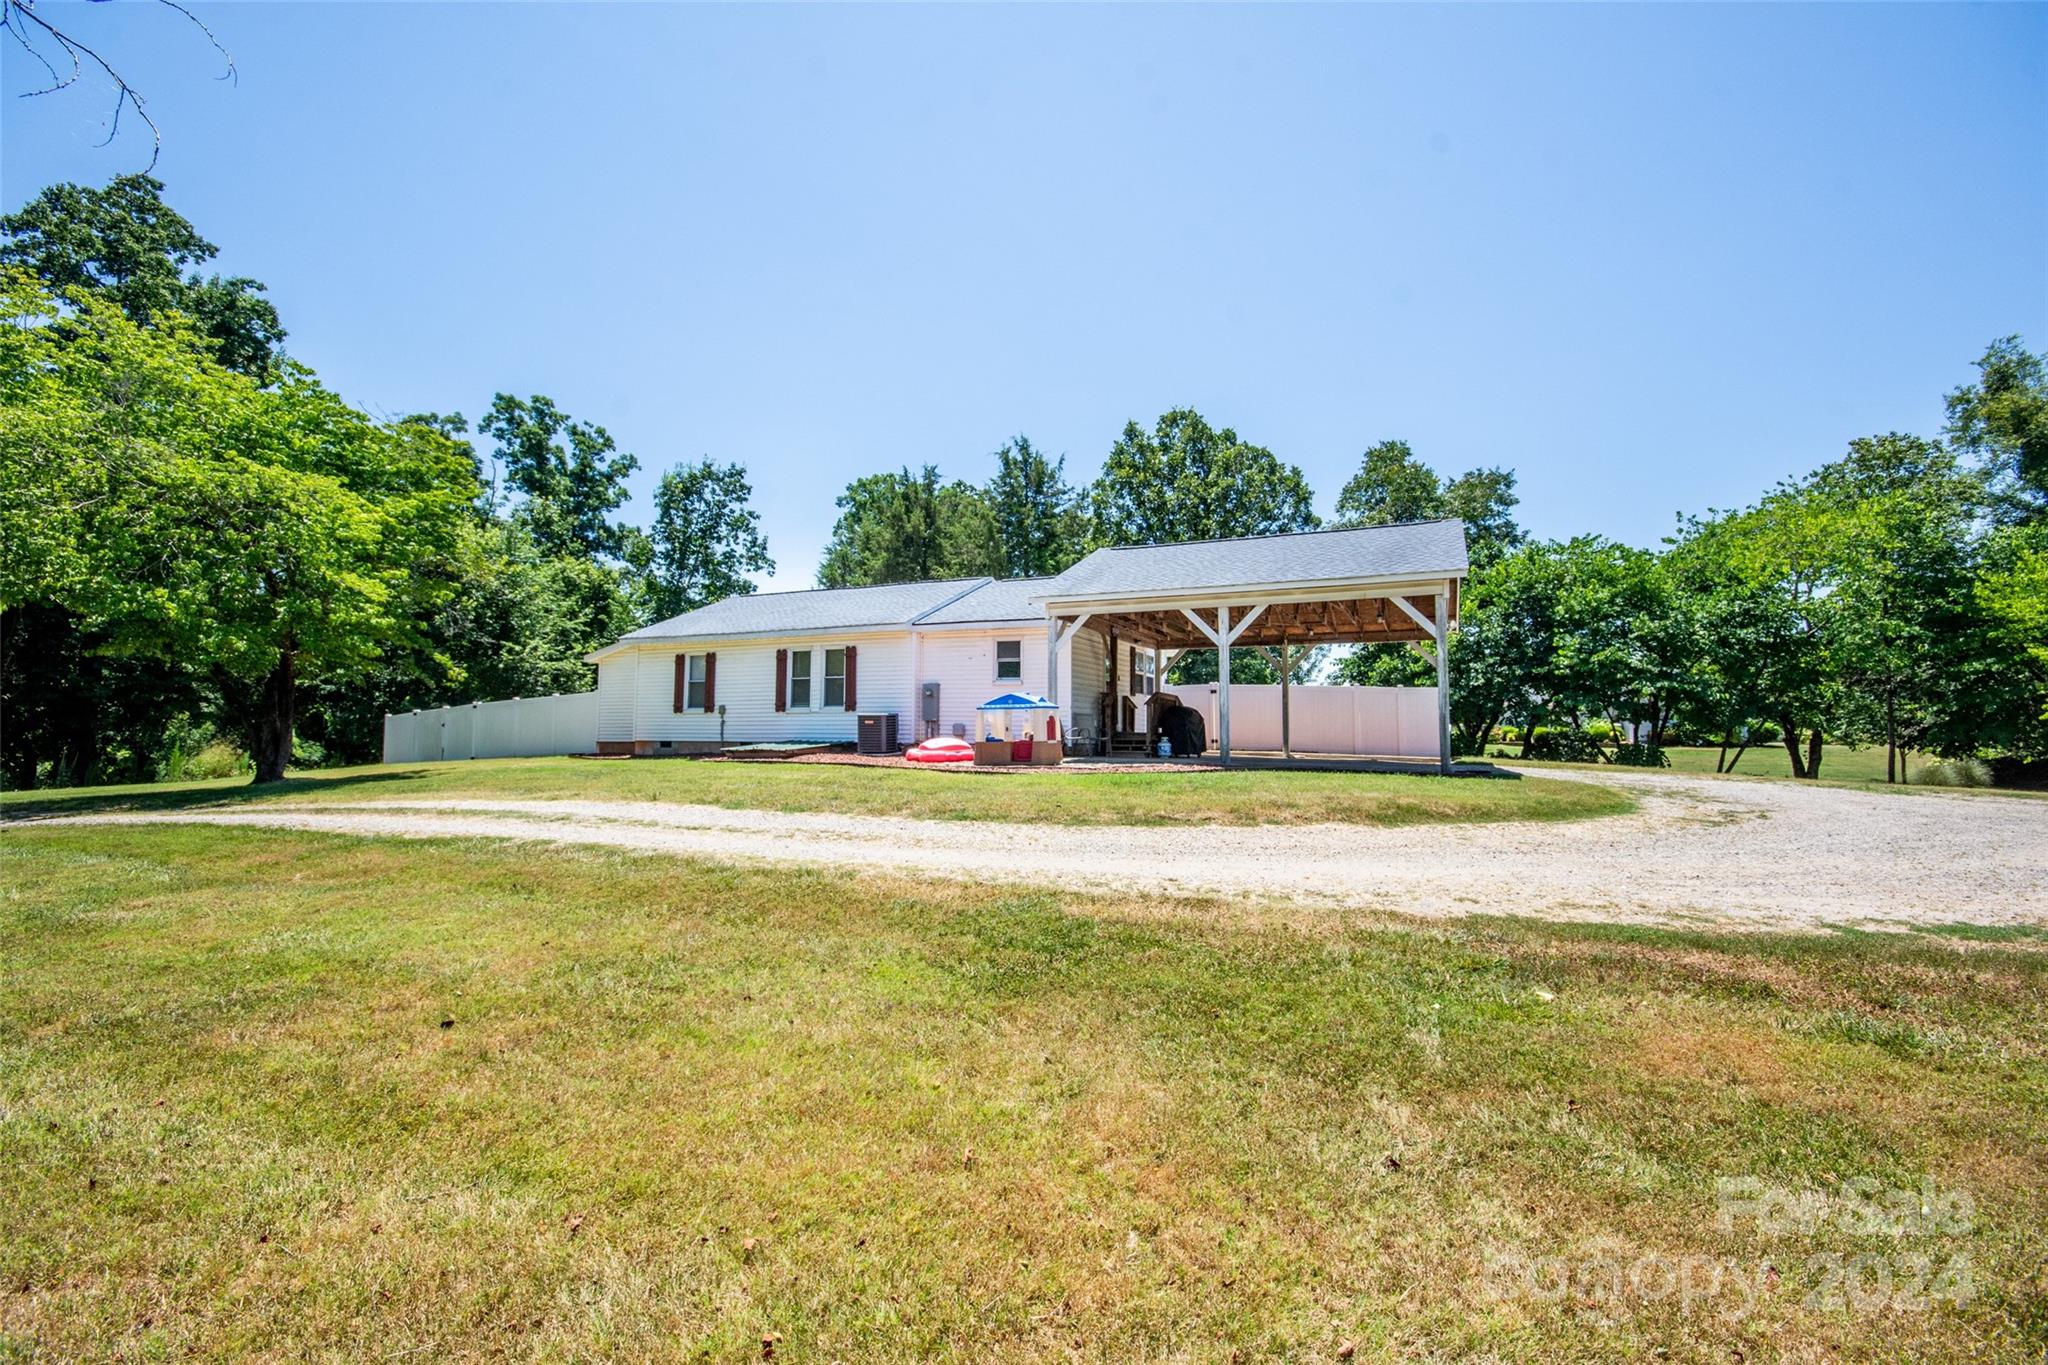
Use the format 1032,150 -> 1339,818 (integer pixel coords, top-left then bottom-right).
1611,743 -> 1671,768
1986,755 -> 2048,789
1583,719 -> 1621,743
1524,727 -> 1606,764
1914,757 -> 1993,788
165,740 -> 250,781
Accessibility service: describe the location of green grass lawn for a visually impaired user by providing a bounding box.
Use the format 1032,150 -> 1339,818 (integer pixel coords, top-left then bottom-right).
3,825 -> 2043,1361
0,754 -> 1634,828
1505,742 -> 2045,795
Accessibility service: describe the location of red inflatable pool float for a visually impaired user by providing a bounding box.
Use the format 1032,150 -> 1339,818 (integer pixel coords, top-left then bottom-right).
905,737 -> 974,765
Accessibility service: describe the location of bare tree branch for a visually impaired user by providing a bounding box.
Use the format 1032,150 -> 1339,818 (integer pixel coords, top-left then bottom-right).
3,4 -> 81,95
2,0 -> 239,171
150,0 -> 235,85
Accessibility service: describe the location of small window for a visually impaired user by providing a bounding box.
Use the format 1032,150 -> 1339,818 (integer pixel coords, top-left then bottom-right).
824,647 -> 847,709
686,654 -> 707,710
994,639 -> 1022,682
1134,647 -> 1156,696
789,649 -> 812,709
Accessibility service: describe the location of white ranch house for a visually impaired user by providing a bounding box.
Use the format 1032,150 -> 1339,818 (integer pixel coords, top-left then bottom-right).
583,520 -> 1468,770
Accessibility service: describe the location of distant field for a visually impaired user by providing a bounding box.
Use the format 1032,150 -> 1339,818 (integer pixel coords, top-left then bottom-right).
0,754 -> 1633,828
3,825 -> 2042,1360
1506,743 -> 1971,787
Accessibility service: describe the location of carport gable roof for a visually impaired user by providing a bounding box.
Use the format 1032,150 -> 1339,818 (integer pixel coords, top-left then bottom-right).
1035,519 -> 1470,609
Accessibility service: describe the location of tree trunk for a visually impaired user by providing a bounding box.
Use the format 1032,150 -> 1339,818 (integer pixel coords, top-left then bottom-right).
1885,694 -> 1897,785
252,648 -> 296,783
1805,728 -> 1824,781
1779,717 -> 1808,779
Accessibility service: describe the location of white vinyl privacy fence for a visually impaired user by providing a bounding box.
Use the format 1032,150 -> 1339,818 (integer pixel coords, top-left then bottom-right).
382,692 -> 598,763
1177,684 -> 1441,760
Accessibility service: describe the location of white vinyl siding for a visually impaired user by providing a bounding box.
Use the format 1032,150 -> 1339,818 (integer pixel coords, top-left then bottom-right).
605,624 -> 1122,748
906,624 -> 1104,742
1066,625 -> 1107,744
596,651 -> 639,741
615,632 -> 912,744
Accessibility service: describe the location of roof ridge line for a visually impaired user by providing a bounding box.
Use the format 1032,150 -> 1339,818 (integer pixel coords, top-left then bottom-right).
1096,519 -> 1463,553
908,577 -> 997,625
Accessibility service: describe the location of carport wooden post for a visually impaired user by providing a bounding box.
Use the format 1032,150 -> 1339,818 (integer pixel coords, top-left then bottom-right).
1280,640 -> 1292,760
1435,586 -> 1451,775
1042,613 -> 1091,737
1046,616 -> 1059,708
1217,605 -> 1232,765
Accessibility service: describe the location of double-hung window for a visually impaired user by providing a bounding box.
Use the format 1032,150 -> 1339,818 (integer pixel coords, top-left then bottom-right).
824,648 -> 847,709
789,649 -> 813,709
1134,647 -> 1156,696
995,639 -> 1023,683
685,654 -> 708,710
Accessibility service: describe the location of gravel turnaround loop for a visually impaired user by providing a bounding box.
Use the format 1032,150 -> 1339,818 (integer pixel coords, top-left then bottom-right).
21,769 -> 2048,930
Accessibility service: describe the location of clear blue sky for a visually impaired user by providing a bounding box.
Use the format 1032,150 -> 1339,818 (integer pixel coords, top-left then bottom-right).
5,2 -> 2043,591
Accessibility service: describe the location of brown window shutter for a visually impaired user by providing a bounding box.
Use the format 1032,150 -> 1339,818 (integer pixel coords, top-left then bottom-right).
703,652 -> 717,712
843,645 -> 858,711
673,653 -> 687,713
774,648 -> 787,713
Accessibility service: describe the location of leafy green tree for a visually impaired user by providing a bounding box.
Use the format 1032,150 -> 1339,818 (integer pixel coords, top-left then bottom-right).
298,517 -> 644,765
1333,440 -> 1444,527
1,271 -> 472,782
1945,335 -> 2047,522
0,603 -> 215,786
1959,523 -> 2048,752
1331,643 -> 1433,689
817,466 -> 1002,586
1091,409 -> 1317,545
0,177 -> 286,783
988,435 -> 1087,577
1669,501 -> 1840,778
1166,645 -> 1323,688
478,394 -> 640,561
1441,467 -> 1525,569
644,459 -> 774,620
1809,435 -> 1982,779
1332,440 -> 1522,568
0,174 -> 284,376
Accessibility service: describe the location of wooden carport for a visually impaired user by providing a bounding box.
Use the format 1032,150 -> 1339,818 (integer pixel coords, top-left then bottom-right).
1031,521 -> 1470,772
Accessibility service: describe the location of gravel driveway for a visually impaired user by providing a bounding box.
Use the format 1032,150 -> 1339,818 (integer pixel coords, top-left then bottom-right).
28,768 -> 2048,931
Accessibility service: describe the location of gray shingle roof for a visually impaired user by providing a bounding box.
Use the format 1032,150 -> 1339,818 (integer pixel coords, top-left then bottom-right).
914,577 -> 1051,625
617,577 -> 987,643
1038,520 -> 1469,602
603,523 -> 1467,652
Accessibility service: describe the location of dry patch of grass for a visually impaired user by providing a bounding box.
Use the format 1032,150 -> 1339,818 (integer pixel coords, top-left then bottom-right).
1,826 -> 2044,1361
0,753 -> 1634,829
